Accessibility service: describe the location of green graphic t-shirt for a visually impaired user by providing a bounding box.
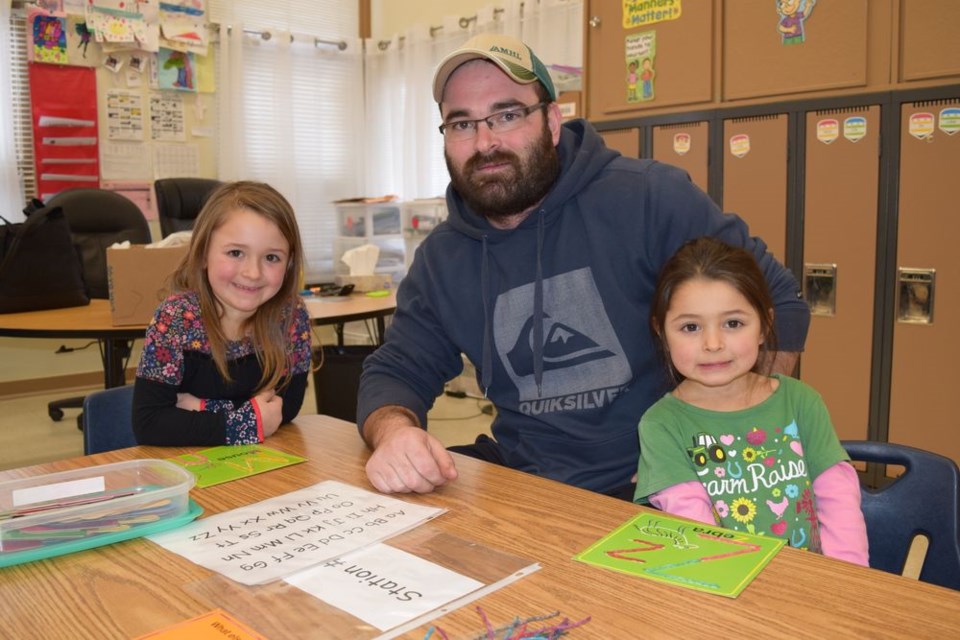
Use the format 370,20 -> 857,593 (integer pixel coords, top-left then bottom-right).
634,375 -> 849,552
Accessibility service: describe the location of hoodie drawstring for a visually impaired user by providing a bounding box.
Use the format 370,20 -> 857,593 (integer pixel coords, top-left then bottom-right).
480,234 -> 493,397
533,210 -> 545,396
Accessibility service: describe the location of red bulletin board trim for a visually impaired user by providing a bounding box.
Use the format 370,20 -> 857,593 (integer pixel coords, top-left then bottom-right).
29,63 -> 100,200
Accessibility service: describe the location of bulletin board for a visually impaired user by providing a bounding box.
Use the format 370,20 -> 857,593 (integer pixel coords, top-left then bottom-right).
24,1 -> 217,207
722,0 -> 869,101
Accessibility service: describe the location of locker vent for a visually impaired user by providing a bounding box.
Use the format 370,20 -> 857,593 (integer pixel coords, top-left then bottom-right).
912,99 -> 960,108
814,106 -> 872,116
659,121 -> 704,130
729,114 -> 783,123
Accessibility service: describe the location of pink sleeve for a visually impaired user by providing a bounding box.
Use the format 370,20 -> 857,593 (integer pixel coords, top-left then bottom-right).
649,481 -> 717,525
813,461 -> 870,566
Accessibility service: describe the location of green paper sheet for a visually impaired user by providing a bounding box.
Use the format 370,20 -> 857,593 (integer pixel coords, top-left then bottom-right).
575,512 -> 784,598
168,445 -> 306,488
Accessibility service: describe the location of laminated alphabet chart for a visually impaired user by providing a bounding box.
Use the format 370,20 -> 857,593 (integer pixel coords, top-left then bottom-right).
576,512 -> 783,598
148,481 -> 444,585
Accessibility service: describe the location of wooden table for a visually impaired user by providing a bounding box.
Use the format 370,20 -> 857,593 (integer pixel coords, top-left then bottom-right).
0,292 -> 397,391
304,290 -> 397,345
1,416 -> 958,639
0,300 -> 146,388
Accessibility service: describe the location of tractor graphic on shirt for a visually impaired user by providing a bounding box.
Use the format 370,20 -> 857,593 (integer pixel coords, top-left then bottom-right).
687,433 -> 727,467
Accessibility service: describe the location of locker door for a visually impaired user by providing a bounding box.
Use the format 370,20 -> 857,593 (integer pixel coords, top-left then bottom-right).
801,107 -> 881,441
889,99 -> 960,465
599,128 -> 642,159
722,114 -> 789,262
651,121 -> 709,195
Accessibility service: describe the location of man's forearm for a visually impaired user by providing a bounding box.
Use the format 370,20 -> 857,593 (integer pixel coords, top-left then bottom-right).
762,351 -> 800,377
361,405 -> 422,448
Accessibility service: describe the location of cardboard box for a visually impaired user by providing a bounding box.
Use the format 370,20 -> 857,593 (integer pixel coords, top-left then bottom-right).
107,245 -> 188,326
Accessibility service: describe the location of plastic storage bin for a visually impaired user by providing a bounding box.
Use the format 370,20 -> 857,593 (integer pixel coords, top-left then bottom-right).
402,198 -> 447,268
0,459 -> 199,566
336,201 -> 402,238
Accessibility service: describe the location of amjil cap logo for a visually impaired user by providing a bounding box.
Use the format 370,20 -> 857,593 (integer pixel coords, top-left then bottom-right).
489,45 -> 522,61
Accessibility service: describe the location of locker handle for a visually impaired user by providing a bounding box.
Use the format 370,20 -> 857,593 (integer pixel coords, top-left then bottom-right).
897,268 -> 935,325
804,263 -> 837,317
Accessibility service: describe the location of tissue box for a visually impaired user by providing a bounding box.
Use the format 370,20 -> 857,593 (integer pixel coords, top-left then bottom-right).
333,236 -> 406,281
107,245 -> 188,326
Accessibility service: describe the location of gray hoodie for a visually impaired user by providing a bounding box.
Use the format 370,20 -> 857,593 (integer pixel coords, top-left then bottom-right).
358,119 -> 809,494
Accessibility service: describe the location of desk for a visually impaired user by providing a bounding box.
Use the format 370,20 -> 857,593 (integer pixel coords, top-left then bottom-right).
0,293 -> 397,391
0,299 -> 144,389
0,416 -> 957,639
304,290 -> 397,345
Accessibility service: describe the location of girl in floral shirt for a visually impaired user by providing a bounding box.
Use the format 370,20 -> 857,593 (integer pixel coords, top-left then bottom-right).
133,181 -> 312,446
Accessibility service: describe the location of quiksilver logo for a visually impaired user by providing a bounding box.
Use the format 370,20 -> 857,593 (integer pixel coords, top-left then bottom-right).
489,45 -> 522,60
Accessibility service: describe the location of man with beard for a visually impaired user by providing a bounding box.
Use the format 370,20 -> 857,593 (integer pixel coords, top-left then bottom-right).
356,34 -> 810,500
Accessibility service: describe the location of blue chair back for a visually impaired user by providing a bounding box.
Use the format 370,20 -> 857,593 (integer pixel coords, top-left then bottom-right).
842,440 -> 960,590
82,385 -> 137,454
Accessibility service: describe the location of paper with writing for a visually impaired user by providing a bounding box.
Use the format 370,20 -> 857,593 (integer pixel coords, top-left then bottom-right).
148,481 -> 444,585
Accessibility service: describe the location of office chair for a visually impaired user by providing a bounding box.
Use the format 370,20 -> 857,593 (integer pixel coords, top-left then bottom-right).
154,178 -> 221,237
842,440 -> 960,591
82,384 -> 137,454
44,189 -> 151,427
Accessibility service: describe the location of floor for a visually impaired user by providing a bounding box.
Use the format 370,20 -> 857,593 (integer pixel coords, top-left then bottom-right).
0,378 -> 494,472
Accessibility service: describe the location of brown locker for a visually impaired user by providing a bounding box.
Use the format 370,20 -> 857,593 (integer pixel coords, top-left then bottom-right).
722,114 -> 789,262
584,0 -> 714,121
599,128 -> 641,159
888,99 -> 960,465
801,107 -> 881,441
722,0 -> 869,101
651,121 -> 709,194
899,0 -> 960,83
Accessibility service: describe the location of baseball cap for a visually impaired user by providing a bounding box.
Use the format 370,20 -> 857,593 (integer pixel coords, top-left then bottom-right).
432,33 -> 557,103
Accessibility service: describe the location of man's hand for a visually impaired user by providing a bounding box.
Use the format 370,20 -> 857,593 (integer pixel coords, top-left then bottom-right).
362,406 -> 458,494
176,392 -> 202,411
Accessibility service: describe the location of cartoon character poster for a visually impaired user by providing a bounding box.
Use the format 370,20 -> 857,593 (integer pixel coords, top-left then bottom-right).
776,0 -> 816,45
30,13 -> 68,65
66,15 -> 99,67
158,47 -> 196,92
625,31 -> 656,103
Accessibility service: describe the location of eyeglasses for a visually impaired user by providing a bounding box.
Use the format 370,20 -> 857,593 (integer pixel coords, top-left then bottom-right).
438,102 -> 547,141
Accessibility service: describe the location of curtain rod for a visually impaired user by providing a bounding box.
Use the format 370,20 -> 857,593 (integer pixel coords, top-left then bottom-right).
228,26 -> 348,51
377,7 -> 510,52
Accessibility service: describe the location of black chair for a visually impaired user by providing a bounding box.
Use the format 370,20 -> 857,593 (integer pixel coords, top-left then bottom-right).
82,384 -> 137,454
154,178 -> 221,237
44,189 -> 151,426
842,440 -> 960,591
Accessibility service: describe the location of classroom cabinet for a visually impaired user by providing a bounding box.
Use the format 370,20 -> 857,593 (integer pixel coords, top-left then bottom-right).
583,0 -> 959,122
583,3 -> 960,465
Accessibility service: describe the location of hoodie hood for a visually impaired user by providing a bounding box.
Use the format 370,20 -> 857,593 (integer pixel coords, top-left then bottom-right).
443,119 -> 621,395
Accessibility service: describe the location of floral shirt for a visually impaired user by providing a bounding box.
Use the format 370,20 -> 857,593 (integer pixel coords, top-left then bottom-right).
133,290 -> 312,446
634,375 -> 849,552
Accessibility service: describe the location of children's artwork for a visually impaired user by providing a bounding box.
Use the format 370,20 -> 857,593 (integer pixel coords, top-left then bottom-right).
622,0 -> 682,29
575,512 -> 784,598
158,48 -> 196,91
30,13 -> 68,65
148,480 -> 445,585
65,15 -> 99,67
167,445 -> 306,488
777,0 -> 816,45
159,0 -> 208,56
625,31 -> 656,103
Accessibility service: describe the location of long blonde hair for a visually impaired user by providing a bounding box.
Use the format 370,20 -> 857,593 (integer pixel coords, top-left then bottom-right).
172,181 -> 304,392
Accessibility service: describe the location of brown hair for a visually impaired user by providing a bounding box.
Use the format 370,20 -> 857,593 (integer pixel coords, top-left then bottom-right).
650,237 -> 778,384
172,180 -> 304,392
